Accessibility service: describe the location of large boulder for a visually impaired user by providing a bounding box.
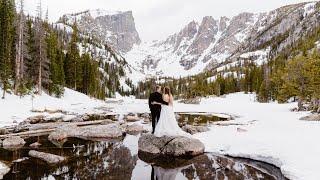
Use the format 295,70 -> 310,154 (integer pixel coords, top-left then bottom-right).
138,134 -> 205,157
28,150 -> 65,164
2,136 -> 25,149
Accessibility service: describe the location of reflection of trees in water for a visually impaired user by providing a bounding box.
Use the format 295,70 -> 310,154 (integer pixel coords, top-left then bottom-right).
181,154 -> 276,180
54,141 -> 138,179
3,140 -> 138,180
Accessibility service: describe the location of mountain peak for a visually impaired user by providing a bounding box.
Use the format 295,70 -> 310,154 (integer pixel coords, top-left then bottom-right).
59,9 -> 141,53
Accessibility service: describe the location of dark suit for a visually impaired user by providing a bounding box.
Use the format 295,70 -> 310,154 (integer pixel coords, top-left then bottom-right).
149,92 -> 169,133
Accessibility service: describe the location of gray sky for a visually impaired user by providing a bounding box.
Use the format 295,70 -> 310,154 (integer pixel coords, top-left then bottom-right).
25,0 -> 314,41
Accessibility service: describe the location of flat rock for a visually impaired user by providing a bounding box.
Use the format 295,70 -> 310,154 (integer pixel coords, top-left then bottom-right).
2,136 -> 26,149
126,124 -> 147,135
138,134 -> 205,157
300,114 -> 320,121
125,115 -> 140,122
0,161 -> 10,179
28,115 -> 45,124
48,123 -> 123,143
78,124 -> 123,139
182,125 -> 210,135
28,150 -> 65,164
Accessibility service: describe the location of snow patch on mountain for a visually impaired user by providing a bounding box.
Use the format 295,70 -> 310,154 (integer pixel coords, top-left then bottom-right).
240,47 -> 271,65
303,2 -> 316,17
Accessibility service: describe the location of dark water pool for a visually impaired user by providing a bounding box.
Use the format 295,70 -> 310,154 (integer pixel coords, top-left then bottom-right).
176,113 -> 227,126
0,134 -> 286,180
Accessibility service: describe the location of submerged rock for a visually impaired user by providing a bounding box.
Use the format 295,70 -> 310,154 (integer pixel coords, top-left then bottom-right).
28,150 -> 65,164
138,134 -> 205,157
0,161 -> 10,179
29,142 -> 42,148
182,125 -> 210,135
2,136 -> 26,149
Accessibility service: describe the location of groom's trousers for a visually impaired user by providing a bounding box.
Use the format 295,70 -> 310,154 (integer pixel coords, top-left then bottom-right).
151,109 -> 161,133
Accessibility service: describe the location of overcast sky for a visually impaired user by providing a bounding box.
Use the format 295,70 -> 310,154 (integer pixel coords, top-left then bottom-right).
24,0 -> 313,41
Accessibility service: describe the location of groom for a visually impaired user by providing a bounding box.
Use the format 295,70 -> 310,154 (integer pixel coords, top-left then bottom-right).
148,85 -> 168,134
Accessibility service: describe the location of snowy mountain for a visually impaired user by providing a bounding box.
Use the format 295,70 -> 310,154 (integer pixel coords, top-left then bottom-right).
59,9 -> 141,53
55,2 -> 320,83
125,2 -> 320,78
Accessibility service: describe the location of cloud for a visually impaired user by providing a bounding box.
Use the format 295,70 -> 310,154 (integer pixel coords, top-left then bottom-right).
24,0 -> 312,41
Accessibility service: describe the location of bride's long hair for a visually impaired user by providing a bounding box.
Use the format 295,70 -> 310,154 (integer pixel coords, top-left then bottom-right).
163,86 -> 172,95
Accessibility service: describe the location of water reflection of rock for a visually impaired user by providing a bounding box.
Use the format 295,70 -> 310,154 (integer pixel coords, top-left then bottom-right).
2,138 -> 138,180
182,154 -> 279,180
65,142 -> 138,179
141,153 -> 281,180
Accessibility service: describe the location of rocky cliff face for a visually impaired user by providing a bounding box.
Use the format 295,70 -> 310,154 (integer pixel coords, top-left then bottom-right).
59,9 -> 141,53
125,2 -> 320,78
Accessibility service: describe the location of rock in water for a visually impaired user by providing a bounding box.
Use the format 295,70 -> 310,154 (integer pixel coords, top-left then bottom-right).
138,134 -> 205,157
125,124 -> 147,135
0,128 -> 9,135
48,123 -> 123,144
29,142 -> 42,148
79,124 -> 123,139
2,136 -> 25,149
300,114 -> 320,121
0,161 -> 10,179
182,125 -> 210,134
28,150 -> 65,164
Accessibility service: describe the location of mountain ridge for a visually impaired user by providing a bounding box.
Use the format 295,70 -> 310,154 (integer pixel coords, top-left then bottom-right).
125,1 -> 319,79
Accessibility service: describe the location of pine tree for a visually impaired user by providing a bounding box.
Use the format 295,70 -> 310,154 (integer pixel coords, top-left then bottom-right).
25,17 -> 37,89
65,22 -> 80,90
14,0 -> 29,95
34,0 -> 49,94
46,28 -> 65,96
0,0 -> 16,99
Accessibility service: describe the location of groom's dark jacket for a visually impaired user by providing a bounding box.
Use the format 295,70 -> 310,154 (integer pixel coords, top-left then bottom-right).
149,91 -> 169,133
148,92 -> 168,112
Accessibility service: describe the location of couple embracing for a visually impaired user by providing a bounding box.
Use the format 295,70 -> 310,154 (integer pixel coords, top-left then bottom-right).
148,85 -> 190,137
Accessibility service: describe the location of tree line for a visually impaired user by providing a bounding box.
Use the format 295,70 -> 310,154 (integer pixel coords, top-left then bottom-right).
0,0 -> 129,99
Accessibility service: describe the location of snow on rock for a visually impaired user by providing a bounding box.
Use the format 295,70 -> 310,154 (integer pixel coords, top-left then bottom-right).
0,162 -> 10,179
316,41 -> 320,49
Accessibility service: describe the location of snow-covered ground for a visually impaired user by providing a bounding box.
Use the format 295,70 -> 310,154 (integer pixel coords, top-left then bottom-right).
0,89 -> 319,180
110,93 -> 318,180
0,88 -> 106,127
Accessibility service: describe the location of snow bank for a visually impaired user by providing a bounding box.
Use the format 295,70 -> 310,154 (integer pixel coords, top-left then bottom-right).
0,88 -> 105,127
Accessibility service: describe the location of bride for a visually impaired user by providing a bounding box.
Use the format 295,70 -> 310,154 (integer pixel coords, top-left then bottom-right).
152,87 -> 191,137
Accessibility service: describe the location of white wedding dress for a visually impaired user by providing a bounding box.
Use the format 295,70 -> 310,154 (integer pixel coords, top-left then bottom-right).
154,94 -> 191,137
